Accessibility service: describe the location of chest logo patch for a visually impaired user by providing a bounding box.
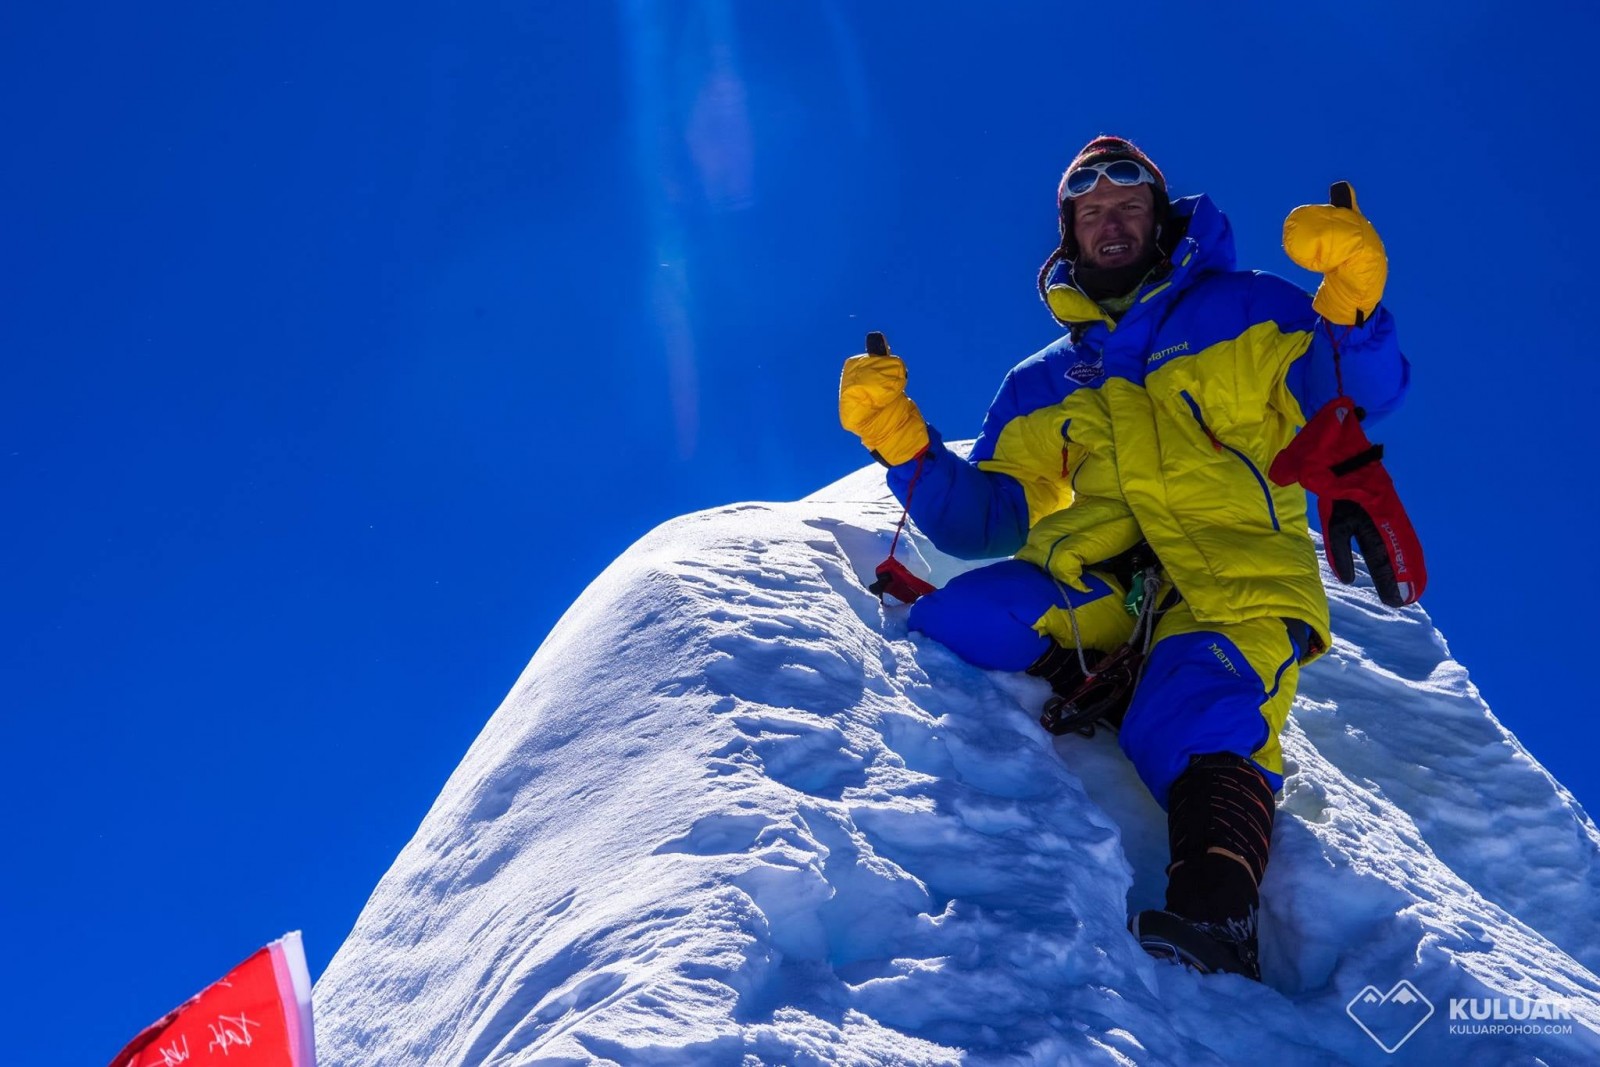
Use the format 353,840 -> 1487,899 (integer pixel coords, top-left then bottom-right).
1067,361 -> 1102,385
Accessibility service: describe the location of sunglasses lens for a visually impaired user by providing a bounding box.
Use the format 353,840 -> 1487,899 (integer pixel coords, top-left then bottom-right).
1103,160 -> 1147,186
1064,168 -> 1102,198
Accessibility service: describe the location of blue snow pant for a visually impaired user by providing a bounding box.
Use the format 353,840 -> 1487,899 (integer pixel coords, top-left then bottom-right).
908,559 -> 1304,808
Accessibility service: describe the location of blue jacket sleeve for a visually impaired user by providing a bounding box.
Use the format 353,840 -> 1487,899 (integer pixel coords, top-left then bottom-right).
1285,304 -> 1410,425
885,426 -> 1031,560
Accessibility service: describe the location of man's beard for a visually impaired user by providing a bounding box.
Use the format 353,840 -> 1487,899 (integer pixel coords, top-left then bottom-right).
1074,239 -> 1164,302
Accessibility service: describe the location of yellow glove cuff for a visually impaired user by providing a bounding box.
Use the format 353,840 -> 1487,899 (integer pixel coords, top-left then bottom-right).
1283,199 -> 1388,326
840,354 -> 929,466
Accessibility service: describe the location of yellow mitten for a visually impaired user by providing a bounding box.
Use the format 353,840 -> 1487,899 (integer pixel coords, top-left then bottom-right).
839,353 -> 929,466
1283,184 -> 1387,326
1015,503 -> 1143,592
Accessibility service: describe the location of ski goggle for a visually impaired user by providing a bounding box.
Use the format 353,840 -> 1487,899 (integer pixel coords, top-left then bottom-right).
1060,159 -> 1157,200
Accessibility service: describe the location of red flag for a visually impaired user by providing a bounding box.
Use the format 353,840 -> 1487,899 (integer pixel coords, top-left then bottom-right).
109,932 -> 316,1067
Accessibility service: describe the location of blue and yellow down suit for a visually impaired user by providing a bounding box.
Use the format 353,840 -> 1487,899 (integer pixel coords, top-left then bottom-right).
892,194 -> 1408,806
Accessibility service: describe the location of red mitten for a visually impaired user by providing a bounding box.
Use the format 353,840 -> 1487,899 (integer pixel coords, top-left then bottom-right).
1270,397 -> 1427,607
868,557 -> 936,605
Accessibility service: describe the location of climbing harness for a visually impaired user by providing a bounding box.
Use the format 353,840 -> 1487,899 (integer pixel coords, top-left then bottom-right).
1039,547 -> 1167,737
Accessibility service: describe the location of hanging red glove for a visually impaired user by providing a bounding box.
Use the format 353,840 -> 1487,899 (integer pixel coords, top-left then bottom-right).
1269,397 -> 1427,607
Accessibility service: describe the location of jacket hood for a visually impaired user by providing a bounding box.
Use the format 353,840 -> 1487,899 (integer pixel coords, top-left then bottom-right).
1043,194 -> 1237,327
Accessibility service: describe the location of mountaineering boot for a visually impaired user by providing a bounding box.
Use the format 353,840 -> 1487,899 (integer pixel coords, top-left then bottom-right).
1129,909 -> 1260,980
1134,752 -> 1276,980
1027,643 -> 1135,736
1025,642 -> 1101,697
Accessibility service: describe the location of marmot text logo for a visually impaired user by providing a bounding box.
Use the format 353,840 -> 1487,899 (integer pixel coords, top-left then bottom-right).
1148,340 -> 1190,363
1207,642 -> 1240,676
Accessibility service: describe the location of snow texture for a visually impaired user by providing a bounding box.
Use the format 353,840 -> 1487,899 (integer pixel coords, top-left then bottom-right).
316,459 -> 1600,1065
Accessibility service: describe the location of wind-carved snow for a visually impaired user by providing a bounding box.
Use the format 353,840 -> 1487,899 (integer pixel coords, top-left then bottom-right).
316,461 -> 1600,1065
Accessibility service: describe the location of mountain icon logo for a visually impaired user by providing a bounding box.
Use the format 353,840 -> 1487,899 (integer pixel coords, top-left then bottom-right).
1346,979 -> 1435,1052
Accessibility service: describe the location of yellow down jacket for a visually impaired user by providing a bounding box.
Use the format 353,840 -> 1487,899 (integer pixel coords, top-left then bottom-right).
888,194 -> 1409,655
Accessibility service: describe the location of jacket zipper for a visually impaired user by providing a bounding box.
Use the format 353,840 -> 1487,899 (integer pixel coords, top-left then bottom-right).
1060,421 -> 1085,492
1180,390 -> 1280,531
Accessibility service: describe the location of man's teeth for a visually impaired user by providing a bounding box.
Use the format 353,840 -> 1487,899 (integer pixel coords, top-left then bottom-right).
1101,243 -> 1130,254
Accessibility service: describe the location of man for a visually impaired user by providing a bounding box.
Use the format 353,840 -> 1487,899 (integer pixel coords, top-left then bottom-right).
838,136 -> 1408,979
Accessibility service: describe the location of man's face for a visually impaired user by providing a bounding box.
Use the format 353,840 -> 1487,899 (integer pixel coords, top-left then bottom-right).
1071,177 -> 1156,270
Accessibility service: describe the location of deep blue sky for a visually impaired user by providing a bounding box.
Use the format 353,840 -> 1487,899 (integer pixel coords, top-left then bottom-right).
5,3 -> 1597,1062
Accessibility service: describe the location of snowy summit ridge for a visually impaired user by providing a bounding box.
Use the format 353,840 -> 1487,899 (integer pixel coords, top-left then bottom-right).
316,459 -> 1600,1065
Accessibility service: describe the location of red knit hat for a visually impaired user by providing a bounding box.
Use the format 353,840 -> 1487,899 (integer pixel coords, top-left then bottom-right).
1057,135 -> 1167,209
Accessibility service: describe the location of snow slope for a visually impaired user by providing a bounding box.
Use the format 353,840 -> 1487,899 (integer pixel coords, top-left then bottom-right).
316,461 -> 1600,1065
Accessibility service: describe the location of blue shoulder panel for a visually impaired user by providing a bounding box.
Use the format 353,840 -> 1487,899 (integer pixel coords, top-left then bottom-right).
1278,288 -> 1408,424
970,345 -> 1073,463
884,335 -> 1083,560
886,428 -> 1032,560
